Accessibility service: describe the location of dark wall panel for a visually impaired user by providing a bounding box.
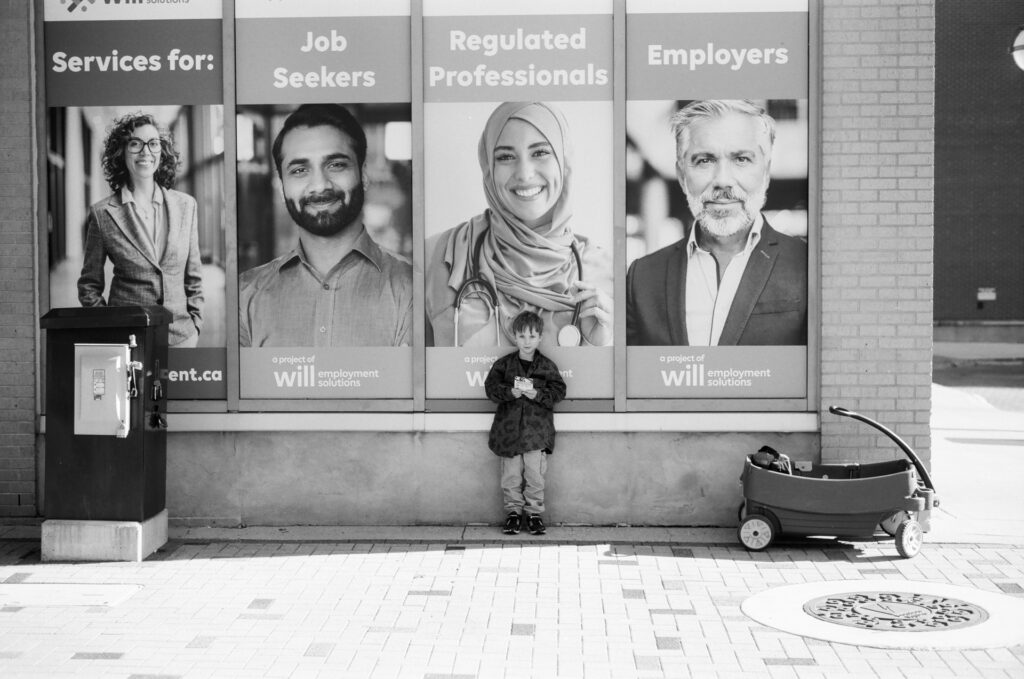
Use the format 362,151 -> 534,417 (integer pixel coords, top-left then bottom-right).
936,0 -> 1024,321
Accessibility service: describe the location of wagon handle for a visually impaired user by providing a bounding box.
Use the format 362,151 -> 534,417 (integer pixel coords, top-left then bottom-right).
828,405 -> 935,492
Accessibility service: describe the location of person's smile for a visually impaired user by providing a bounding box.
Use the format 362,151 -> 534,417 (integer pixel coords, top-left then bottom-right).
509,183 -> 546,200
305,196 -> 340,211
301,188 -> 347,215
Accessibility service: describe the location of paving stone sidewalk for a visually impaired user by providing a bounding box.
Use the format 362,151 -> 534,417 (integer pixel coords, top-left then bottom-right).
2,368 -> 1021,678
0,533 -> 1022,679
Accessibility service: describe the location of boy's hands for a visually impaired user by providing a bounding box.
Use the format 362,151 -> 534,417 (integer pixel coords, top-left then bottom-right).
510,387 -> 538,400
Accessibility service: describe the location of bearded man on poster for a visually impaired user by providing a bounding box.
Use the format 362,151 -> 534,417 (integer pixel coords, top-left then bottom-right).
239,104 -> 412,347
626,99 -> 806,347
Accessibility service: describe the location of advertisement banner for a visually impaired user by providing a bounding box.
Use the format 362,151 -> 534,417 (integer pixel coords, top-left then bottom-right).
423,0 -> 615,399
624,0 -> 810,401
240,348 -> 412,399
43,0 -> 226,400
235,0 -> 410,104
166,347 -> 225,399
422,11 -> 613,103
235,0 -> 413,399
44,0 -> 222,107
427,347 -> 612,400
626,346 -> 806,398
625,0 -> 808,101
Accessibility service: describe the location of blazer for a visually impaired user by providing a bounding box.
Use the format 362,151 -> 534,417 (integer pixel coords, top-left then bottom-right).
626,219 -> 807,346
77,187 -> 204,346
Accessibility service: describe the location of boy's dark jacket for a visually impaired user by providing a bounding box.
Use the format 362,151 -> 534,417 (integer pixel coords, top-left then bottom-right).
484,350 -> 567,457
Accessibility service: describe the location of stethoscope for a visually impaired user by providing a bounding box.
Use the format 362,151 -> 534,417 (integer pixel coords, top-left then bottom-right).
453,237 -> 584,347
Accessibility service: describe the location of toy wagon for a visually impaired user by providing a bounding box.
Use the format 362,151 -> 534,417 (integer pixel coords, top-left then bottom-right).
738,406 -> 938,558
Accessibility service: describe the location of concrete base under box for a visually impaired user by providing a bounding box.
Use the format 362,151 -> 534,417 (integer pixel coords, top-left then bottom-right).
41,509 -> 168,562
164,431 -> 821,527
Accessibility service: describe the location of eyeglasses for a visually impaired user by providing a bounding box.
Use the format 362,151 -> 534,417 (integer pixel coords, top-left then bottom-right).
126,137 -> 162,154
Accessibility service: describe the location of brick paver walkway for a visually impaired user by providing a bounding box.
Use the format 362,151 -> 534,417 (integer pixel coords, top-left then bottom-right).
1,536 -> 1022,678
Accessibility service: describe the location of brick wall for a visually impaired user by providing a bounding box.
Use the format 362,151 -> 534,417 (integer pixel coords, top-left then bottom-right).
819,0 -> 935,464
0,0 -> 38,517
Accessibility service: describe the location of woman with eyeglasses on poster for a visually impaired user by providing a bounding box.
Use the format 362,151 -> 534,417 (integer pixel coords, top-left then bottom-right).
425,101 -> 612,348
78,112 -> 204,347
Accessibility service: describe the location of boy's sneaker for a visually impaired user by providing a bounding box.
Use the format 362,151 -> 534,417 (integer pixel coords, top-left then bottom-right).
502,513 -> 522,535
527,515 -> 546,535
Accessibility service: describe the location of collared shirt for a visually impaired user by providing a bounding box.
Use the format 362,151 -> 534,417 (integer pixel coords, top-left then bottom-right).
239,226 -> 413,347
120,185 -> 167,261
685,214 -> 764,346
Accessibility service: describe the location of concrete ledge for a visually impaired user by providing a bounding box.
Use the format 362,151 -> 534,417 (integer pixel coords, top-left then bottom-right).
151,412 -> 820,433
4,521 -> 1021,548
41,509 -> 168,562
169,524 -> 738,545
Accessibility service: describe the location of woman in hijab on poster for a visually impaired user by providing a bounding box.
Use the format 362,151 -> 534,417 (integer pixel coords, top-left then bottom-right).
425,101 -> 612,348
77,112 -> 204,348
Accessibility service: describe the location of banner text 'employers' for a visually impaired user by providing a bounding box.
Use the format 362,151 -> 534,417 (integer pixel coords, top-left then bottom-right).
429,27 -> 609,89
648,42 -> 789,71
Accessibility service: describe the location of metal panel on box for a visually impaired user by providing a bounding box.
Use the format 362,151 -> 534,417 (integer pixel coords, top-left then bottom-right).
40,306 -> 171,522
74,344 -> 132,438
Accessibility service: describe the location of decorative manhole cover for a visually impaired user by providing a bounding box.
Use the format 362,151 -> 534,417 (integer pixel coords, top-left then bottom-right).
803,591 -> 989,631
743,580 -> 1024,649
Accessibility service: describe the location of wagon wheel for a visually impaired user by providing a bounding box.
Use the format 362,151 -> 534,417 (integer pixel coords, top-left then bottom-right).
895,518 -> 923,558
879,511 -> 908,536
738,515 -> 775,551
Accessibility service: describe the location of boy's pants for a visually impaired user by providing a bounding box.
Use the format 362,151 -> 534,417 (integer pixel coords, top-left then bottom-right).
500,449 -> 547,516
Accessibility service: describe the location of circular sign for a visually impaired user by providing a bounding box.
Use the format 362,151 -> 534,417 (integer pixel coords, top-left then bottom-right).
742,580 -> 1024,649
803,591 -> 988,631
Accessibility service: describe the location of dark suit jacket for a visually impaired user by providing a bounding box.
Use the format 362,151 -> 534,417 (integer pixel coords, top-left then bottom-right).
626,219 -> 806,346
77,187 -> 204,346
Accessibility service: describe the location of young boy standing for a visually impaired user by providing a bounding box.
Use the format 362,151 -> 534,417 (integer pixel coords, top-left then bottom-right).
484,311 -> 567,535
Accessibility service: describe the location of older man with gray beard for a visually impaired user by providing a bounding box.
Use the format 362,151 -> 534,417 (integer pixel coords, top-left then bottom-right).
626,99 -> 807,347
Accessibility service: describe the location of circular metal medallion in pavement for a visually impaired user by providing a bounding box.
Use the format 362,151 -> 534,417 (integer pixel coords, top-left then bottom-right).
803,591 -> 988,631
742,580 -> 1024,649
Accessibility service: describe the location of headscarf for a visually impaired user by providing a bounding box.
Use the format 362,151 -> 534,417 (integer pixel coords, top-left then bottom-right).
443,102 -> 578,338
